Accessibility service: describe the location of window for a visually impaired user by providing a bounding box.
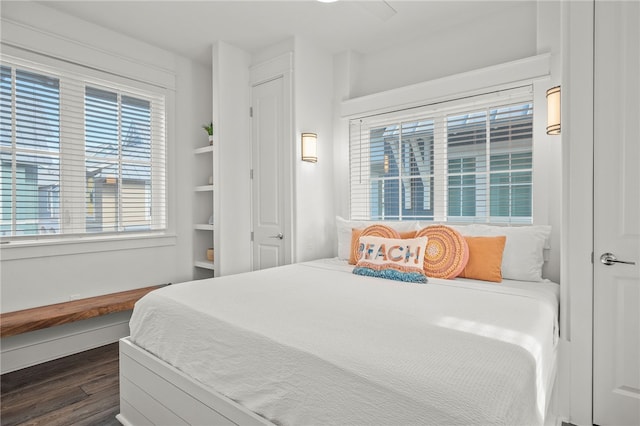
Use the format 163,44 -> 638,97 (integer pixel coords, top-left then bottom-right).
0,58 -> 166,240
350,88 -> 533,224
85,87 -> 154,233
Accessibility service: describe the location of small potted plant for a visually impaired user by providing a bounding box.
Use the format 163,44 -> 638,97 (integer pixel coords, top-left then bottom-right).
203,122 -> 214,145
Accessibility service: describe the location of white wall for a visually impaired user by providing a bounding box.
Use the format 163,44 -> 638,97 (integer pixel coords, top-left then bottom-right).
0,2 -> 210,371
562,2 -> 596,424
250,38 -> 295,68
535,0 -> 563,284
331,2 -> 562,285
350,2 -> 537,98
201,36 -> 335,272
213,41 -> 252,275
293,37 -> 335,262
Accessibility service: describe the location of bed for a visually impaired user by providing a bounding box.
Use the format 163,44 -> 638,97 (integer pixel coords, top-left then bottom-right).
117,256 -> 559,426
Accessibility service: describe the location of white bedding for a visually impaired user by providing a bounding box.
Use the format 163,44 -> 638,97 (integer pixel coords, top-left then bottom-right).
129,258 -> 559,426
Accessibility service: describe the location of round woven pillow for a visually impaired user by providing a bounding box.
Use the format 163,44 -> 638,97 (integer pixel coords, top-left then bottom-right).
415,225 -> 469,279
351,224 -> 401,264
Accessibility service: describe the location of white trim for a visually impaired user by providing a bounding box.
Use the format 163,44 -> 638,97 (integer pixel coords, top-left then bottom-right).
0,45 -> 173,94
249,52 -> 293,86
341,54 -> 551,118
0,48 -> 171,251
0,234 -> 176,260
348,89 -> 535,224
119,337 -> 271,426
562,1 -> 595,425
0,311 -> 130,374
0,18 -> 176,90
249,53 -> 295,266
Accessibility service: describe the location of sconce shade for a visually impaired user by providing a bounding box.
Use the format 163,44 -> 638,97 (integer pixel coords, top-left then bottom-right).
301,132 -> 318,163
546,86 -> 561,135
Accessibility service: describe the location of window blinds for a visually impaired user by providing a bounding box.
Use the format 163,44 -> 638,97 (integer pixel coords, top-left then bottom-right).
349,87 -> 533,224
0,58 -> 166,240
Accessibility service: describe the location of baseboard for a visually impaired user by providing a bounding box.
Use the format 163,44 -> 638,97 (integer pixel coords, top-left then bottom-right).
0,310 -> 131,374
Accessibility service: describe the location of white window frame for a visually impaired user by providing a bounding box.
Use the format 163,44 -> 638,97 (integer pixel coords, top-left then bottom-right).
341,54 -> 551,226
0,49 -> 173,258
349,87 -> 534,224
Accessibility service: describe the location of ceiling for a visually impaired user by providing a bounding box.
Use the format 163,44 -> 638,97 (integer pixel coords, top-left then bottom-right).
38,1 -> 527,66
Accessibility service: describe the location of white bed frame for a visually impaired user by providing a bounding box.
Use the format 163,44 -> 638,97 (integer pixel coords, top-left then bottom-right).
118,336 -> 564,426
117,338 -> 271,426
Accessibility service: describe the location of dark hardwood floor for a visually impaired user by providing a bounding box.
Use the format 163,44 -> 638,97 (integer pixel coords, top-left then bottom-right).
1,343 -> 120,426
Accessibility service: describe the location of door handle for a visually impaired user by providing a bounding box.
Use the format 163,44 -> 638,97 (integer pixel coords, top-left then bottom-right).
600,252 -> 636,266
269,233 -> 284,240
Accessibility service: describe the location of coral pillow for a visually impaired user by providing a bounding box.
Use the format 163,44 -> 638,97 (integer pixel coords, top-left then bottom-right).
349,224 -> 401,265
458,236 -> 507,283
353,235 -> 428,283
399,230 -> 418,239
415,225 -> 469,279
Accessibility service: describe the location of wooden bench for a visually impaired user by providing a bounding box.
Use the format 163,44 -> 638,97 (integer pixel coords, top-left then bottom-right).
0,285 -> 164,338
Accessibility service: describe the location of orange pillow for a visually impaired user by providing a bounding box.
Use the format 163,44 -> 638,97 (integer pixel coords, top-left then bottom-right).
399,230 -> 417,239
458,236 -> 507,283
415,225 -> 469,279
349,228 -> 363,265
349,227 -> 417,265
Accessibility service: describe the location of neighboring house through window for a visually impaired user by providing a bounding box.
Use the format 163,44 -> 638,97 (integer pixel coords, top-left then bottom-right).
350,87 -> 533,224
0,57 -> 166,240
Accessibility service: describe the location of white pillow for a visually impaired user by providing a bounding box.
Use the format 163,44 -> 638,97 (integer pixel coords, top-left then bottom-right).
456,224 -> 551,282
335,216 -> 419,260
417,221 -> 471,235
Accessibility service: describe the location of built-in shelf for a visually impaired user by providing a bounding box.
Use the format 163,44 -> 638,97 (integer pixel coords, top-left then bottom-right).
193,137 -> 217,280
194,224 -> 214,231
194,260 -> 215,271
194,145 -> 214,155
195,185 -> 214,192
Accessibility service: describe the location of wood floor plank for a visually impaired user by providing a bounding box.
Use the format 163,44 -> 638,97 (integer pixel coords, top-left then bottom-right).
21,386 -> 119,426
0,385 -> 89,426
73,409 -> 122,426
1,343 -> 118,394
0,343 -> 120,426
80,363 -> 119,395
1,349 -> 117,406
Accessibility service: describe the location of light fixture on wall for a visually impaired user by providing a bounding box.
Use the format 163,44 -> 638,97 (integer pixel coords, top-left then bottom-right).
546,86 -> 561,135
301,133 -> 318,163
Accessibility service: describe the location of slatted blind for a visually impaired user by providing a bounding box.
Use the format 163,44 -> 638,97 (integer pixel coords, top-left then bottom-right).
0,57 -> 166,240
350,87 -> 533,224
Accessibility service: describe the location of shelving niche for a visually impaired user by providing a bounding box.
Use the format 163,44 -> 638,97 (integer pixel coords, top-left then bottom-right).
193,142 -> 216,279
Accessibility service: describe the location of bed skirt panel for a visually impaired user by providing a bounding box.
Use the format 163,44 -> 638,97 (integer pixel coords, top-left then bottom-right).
117,338 -> 271,426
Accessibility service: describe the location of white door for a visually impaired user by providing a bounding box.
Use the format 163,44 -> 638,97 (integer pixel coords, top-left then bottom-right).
251,77 -> 287,270
593,2 -> 640,425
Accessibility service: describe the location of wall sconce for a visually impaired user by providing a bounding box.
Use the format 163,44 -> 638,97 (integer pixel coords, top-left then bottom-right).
546,86 -> 561,135
301,132 -> 318,163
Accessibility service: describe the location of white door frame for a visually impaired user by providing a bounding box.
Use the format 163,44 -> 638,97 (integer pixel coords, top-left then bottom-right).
562,2 -> 640,424
249,53 -> 294,268
562,1 -> 595,424
593,2 -> 640,425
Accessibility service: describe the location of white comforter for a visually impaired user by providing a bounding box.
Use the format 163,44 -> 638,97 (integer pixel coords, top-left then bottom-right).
130,258 -> 559,426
